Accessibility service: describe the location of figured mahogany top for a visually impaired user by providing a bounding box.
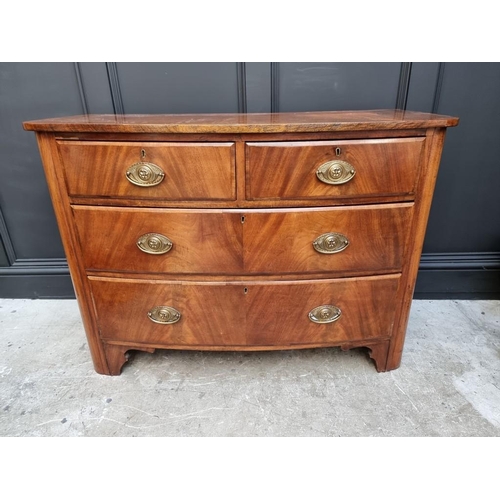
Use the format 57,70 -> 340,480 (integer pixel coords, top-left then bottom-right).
24,109 -> 459,133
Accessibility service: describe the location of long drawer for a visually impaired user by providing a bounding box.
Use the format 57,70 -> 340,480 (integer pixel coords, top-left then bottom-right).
74,204 -> 412,275
89,275 -> 400,346
246,137 -> 424,201
57,141 -> 236,200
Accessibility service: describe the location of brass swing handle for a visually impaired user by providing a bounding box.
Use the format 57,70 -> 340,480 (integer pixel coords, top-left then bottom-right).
148,306 -> 181,324
313,232 -> 349,254
137,233 -> 173,255
308,305 -> 342,324
126,162 -> 165,187
316,160 -> 356,185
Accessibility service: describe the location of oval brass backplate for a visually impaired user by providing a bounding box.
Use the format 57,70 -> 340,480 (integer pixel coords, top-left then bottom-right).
313,232 -> 349,254
137,233 -> 173,255
148,306 -> 181,325
316,160 -> 356,185
126,162 -> 165,187
308,305 -> 342,324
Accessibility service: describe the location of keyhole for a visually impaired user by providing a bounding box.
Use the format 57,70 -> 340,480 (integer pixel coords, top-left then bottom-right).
244,287 -> 248,294
141,149 -> 146,159
241,216 -> 245,223
335,147 -> 341,156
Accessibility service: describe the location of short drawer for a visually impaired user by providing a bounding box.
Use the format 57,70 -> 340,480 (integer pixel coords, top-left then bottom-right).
89,275 -> 399,347
244,275 -> 399,346
73,206 -> 243,274
57,141 -> 236,200
243,204 -> 413,275
90,277 -> 247,346
246,137 -> 424,201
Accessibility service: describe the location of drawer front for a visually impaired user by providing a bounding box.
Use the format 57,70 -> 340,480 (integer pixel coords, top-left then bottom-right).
73,206 -> 243,274
90,278 -> 247,346
89,275 -> 399,347
245,275 -> 399,345
243,204 -> 412,275
57,141 -> 236,200
246,138 -> 424,201
74,204 -> 411,275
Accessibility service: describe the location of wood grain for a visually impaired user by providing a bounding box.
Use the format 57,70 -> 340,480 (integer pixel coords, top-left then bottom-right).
102,338 -> 395,373
89,275 -> 400,347
386,128 -> 449,370
25,111 -> 458,375
49,129 -> 427,144
246,137 -> 424,201
69,194 -> 417,209
57,141 -> 236,200
34,133 -> 110,374
243,204 -> 413,275
340,340 -> 391,372
72,206 -> 243,274
244,275 -> 400,346
90,278 -> 247,346
73,204 -> 412,276
103,344 -> 155,376
23,109 -> 459,133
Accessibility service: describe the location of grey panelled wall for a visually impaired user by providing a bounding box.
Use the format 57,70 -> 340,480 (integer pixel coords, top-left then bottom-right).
425,63 -> 500,252
116,63 -> 241,114
275,63 -> 403,111
0,238 -> 8,267
0,63 -> 82,298
0,62 -> 499,298
410,63 -> 500,297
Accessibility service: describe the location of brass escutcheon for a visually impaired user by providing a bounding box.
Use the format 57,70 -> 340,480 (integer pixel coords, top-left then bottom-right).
316,160 -> 356,185
137,233 -> 173,255
148,306 -> 181,324
126,162 -> 165,187
308,305 -> 342,324
313,232 -> 349,254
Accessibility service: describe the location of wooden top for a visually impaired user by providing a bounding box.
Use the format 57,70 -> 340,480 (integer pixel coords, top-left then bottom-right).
23,110 -> 459,134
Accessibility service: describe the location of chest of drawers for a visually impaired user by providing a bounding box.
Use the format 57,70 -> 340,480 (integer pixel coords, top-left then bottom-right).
24,110 -> 458,375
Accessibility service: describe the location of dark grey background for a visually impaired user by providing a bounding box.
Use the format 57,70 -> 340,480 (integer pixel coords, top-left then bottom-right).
1,62 -> 499,298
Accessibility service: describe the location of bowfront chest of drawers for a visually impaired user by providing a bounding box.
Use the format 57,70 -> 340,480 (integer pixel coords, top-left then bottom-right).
24,110 -> 459,375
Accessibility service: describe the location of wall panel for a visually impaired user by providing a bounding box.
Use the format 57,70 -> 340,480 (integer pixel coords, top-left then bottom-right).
116,62 -> 240,114
0,62 -> 83,260
275,62 -> 402,111
0,62 -> 498,298
424,63 -> 500,253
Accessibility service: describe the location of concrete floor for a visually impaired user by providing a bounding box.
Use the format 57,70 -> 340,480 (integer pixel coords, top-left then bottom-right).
0,299 -> 499,437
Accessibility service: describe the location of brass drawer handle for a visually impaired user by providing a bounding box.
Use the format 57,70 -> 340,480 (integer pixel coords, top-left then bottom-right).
316,160 -> 356,185
126,162 -> 165,187
308,305 -> 341,324
313,232 -> 349,254
137,233 -> 173,255
148,306 -> 181,324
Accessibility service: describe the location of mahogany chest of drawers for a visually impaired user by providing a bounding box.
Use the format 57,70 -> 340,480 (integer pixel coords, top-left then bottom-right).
24,110 -> 459,375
